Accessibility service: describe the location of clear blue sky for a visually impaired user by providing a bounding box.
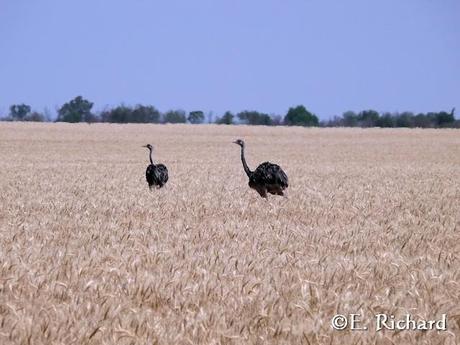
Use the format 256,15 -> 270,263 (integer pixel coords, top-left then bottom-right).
1,0 -> 459,119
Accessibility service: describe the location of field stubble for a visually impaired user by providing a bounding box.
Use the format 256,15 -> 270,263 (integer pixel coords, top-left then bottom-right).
0,123 -> 459,344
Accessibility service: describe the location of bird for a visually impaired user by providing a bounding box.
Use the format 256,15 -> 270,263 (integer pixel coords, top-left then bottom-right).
233,139 -> 288,198
143,144 -> 168,190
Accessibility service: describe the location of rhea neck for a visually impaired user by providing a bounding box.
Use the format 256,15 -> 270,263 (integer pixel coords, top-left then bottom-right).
239,144 -> 252,177
148,147 -> 154,165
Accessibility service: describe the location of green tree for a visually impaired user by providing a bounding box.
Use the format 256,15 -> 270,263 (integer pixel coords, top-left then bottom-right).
284,105 -> 318,126
188,111 -> 205,124
25,111 -> 45,122
9,104 -> 31,120
357,109 -> 379,127
435,108 -> 455,127
412,113 -> 431,128
324,115 -> 344,127
237,111 -> 273,125
56,96 -> 94,123
132,105 -> 160,123
395,112 -> 414,128
376,112 -> 395,127
164,109 -> 186,123
100,105 -> 132,123
342,111 -> 358,127
216,111 -> 234,125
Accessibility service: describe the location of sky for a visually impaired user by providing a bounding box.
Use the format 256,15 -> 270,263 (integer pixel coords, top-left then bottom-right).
0,0 -> 459,120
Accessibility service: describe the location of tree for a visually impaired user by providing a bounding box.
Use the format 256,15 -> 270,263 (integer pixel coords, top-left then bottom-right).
435,108 -> 455,127
376,112 -> 395,127
132,105 -> 160,123
357,109 -> 379,127
284,105 -> 318,126
395,112 -> 414,128
237,111 -> 273,125
25,111 -> 45,122
188,111 -> 205,124
56,96 -> 94,123
164,109 -> 186,123
9,104 -> 31,120
342,111 -> 358,127
100,105 -> 132,123
216,111 -> 234,125
323,115 -> 344,127
412,113 -> 431,128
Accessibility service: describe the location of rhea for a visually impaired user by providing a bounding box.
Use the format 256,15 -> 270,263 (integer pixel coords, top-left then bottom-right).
143,144 -> 168,190
233,139 -> 288,198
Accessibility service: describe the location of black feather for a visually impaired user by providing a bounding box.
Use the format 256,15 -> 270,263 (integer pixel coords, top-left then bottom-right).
234,139 -> 288,198
146,164 -> 169,189
144,144 -> 169,190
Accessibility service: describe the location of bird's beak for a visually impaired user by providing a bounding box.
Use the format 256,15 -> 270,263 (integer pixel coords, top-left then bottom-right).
142,145 -> 148,148
232,141 -> 238,144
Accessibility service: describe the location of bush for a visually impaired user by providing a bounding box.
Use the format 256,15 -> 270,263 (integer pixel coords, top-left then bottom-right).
237,111 -> 273,125
216,111 -> 234,125
164,110 -> 187,123
188,111 -> 205,124
9,104 -> 31,120
132,105 -> 160,123
56,96 -> 94,123
24,112 -> 46,122
284,105 -> 318,126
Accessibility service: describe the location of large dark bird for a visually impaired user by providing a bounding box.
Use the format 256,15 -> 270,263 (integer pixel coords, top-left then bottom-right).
233,139 -> 288,198
143,144 -> 168,190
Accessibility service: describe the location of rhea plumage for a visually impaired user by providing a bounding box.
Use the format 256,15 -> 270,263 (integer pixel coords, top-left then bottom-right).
143,144 -> 168,190
233,139 -> 288,198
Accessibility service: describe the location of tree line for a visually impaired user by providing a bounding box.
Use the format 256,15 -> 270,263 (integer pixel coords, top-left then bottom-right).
1,96 -> 458,128
323,109 -> 458,128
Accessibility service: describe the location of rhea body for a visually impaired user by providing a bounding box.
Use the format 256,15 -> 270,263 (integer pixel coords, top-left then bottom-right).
233,139 -> 288,198
143,144 -> 168,190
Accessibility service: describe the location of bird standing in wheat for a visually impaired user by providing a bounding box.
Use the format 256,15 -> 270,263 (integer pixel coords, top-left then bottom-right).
143,144 -> 168,190
233,139 -> 288,198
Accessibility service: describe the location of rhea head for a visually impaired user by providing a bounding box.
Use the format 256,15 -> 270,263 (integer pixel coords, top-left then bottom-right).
232,139 -> 245,147
143,144 -> 153,150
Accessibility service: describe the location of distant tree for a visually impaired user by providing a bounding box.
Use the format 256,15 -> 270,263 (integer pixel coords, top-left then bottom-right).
342,111 -> 358,127
132,105 -> 160,123
188,111 -> 205,124
56,96 -> 94,123
411,113 -> 429,128
395,112 -> 414,128
238,111 -> 273,125
164,109 -> 186,123
357,109 -> 379,127
325,115 -> 344,127
9,104 -> 31,121
435,108 -> 455,127
376,112 -> 395,127
216,111 -> 234,125
284,105 -> 318,126
24,111 -> 45,122
100,105 -> 132,123
425,112 -> 439,127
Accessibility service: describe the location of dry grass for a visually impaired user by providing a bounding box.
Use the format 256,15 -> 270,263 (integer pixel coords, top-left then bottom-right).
0,122 -> 459,345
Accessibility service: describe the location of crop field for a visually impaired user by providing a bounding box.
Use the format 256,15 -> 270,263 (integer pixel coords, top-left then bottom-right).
0,123 -> 459,345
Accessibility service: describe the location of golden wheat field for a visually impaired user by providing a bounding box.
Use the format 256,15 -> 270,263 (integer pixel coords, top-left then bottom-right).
0,123 -> 459,345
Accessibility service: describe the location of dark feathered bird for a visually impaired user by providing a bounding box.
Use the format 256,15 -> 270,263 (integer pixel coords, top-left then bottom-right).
233,139 -> 288,198
143,144 -> 168,190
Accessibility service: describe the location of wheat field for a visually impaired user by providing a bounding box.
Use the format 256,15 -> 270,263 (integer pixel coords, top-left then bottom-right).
0,123 -> 459,345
